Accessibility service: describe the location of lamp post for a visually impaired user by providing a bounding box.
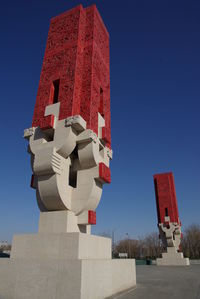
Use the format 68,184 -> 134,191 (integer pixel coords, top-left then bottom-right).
112,229 -> 117,258
126,233 -> 131,258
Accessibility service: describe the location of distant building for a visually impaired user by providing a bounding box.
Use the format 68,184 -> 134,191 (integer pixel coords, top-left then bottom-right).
119,253 -> 128,258
0,241 -> 8,248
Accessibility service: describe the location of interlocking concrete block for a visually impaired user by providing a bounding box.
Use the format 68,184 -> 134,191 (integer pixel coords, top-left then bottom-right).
38,210 -> 79,233
25,113 -> 111,224
65,115 -> 86,133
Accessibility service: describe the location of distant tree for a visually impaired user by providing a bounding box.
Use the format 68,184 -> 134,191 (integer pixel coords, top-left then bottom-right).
142,232 -> 162,259
181,224 -> 200,259
115,233 -> 162,259
0,244 -> 11,253
115,238 -> 140,258
101,223 -> 200,260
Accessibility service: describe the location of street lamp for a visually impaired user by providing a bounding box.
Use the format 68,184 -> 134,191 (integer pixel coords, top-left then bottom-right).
112,228 -> 117,258
126,233 -> 131,258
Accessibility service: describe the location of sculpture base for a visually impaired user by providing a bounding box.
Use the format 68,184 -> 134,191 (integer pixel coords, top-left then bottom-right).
0,232 -> 136,299
157,247 -> 190,266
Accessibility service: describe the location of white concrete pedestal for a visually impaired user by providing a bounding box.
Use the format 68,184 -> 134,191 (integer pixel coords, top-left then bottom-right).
0,255 -> 135,299
0,212 -> 136,299
157,247 -> 190,266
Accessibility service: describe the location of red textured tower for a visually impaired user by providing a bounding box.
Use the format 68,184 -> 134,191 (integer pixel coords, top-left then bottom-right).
153,172 -> 180,225
32,4 -> 111,148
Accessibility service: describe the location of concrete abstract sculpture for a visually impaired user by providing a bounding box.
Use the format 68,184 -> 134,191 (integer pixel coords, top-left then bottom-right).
153,172 -> 189,266
24,3 -> 112,232
0,5 -> 136,299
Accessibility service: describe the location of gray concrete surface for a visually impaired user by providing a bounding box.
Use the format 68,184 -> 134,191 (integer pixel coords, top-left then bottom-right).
110,265 -> 200,299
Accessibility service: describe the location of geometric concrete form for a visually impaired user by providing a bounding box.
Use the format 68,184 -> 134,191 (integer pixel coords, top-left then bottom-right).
0,258 -> 135,299
23,4 -> 113,233
38,210 -> 93,234
0,211 -> 136,299
157,247 -> 190,266
0,213 -> 136,299
11,233 -> 112,261
38,210 -> 82,233
153,172 -> 190,266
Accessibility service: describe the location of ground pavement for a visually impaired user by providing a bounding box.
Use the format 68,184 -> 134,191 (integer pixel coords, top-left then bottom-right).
108,264 -> 200,299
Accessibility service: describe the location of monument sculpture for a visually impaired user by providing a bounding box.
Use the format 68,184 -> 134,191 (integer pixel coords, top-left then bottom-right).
153,172 -> 190,266
24,2 -> 112,229
0,5 -> 136,299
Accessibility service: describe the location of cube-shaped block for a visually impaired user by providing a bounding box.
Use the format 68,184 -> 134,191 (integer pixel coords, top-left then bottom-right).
88,210 -> 96,225
99,163 -> 111,184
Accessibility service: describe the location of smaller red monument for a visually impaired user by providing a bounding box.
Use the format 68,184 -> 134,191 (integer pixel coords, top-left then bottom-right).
153,172 -> 180,225
153,172 -> 189,266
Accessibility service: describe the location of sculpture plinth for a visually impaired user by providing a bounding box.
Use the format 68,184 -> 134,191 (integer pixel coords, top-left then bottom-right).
0,210 -> 135,299
153,172 -> 190,266
0,5 -> 136,299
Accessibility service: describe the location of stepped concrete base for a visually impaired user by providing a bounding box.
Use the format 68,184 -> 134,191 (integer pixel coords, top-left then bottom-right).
0,257 -> 135,299
157,247 -> 190,266
0,231 -> 136,299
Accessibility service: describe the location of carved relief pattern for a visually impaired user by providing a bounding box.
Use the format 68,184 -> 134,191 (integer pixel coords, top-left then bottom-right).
32,4 -> 111,148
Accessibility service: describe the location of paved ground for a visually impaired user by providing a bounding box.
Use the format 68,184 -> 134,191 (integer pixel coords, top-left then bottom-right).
113,265 -> 200,299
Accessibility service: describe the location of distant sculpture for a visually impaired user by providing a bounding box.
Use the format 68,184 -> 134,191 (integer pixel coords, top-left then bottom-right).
153,172 -> 190,265
24,4 -> 112,232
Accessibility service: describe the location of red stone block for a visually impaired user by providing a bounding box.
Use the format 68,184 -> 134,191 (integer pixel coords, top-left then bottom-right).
31,4 -> 111,147
102,127 -> 111,145
40,115 -> 54,130
99,163 -> 111,184
88,210 -> 96,225
153,172 -> 180,224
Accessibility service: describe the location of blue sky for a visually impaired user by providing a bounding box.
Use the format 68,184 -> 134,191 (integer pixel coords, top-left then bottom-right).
0,0 -> 199,242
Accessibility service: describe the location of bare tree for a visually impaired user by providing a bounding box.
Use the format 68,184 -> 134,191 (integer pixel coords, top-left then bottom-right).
0,244 -> 11,253
181,224 -> 200,259
115,238 -> 140,258
142,232 -> 162,259
115,233 -> 162,259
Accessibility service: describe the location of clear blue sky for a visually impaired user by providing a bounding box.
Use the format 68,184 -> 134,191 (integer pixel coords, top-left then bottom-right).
0,0 -> 199,242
